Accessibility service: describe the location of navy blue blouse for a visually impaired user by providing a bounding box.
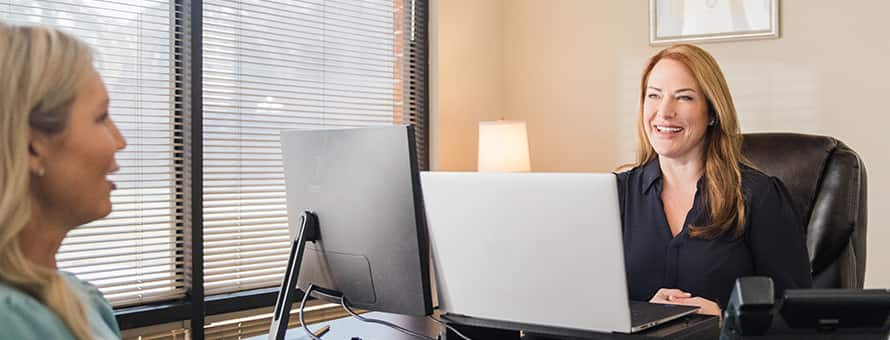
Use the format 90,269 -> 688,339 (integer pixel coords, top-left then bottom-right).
616,158 -> 812,308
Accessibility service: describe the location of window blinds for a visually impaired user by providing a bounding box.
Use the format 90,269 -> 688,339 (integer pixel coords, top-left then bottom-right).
202,0 -> 405,295
1,0 -> 186,307
3,0 -> 428,309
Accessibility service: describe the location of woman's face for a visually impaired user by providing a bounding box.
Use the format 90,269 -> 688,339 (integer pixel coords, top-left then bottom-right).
31,70 -> 127,228
642,58 -> 710,164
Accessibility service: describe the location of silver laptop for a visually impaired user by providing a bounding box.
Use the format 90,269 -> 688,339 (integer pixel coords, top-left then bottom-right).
420,172 -> 698,334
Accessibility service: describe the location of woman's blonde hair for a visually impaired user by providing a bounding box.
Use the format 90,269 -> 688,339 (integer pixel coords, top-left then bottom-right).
633,44 -> 752,239
0,23 -> 95,340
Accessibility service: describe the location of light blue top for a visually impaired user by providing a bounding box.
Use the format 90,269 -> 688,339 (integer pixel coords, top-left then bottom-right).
0,272 -> 121,339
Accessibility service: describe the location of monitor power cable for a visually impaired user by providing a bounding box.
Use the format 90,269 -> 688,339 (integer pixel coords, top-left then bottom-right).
299,284 -> 324,340
427,315 -> 473,340
299,284 -> 474,340
339,295 -> 438,340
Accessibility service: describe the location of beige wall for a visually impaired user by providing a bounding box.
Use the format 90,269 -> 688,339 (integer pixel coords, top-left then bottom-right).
430,0 -> 505,171
432,0 -> 890,288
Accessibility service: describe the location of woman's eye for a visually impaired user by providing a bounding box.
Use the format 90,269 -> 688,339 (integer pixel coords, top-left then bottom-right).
678,95 -> 693,101
647,93 -> 660,99
96,112 -> 109,123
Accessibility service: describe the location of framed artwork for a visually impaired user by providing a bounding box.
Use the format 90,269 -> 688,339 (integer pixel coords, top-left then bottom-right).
649,0 -> 779,45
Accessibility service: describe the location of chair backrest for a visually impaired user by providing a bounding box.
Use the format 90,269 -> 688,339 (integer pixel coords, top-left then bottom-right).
741,133 -> 867,288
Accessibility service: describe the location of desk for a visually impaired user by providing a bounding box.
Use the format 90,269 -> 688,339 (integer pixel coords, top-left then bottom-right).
251,311 -> 720,340
249,312 -> 441,340
443,313 -> 719,340
727,315 -> 890,340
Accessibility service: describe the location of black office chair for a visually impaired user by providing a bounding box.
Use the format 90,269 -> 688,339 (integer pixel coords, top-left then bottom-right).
741,133 -> 867,288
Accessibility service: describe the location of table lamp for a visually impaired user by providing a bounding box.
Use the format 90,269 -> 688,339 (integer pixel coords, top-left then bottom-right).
477,120 -> 530,172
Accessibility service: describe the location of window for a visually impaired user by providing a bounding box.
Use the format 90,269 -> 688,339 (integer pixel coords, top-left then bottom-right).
201,0 -> 427,296
1,0 -> 428,336
1,0 -> 186,307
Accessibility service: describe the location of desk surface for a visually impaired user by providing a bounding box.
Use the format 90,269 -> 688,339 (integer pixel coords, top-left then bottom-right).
251,311 -> 720,340
446,313 -> 719,340
250,312 -> 441,340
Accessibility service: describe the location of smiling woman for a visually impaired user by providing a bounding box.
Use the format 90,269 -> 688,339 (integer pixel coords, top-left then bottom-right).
29,71 -> 126,227
615,44 -> 812,318
0,24 -> 125,340
633,44 -> 748,239
643,58 -> 712,166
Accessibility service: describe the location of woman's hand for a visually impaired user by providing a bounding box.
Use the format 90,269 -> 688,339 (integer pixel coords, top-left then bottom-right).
649,288 -> 692,304
649,288 -> 721,316
669,296 -> 721,316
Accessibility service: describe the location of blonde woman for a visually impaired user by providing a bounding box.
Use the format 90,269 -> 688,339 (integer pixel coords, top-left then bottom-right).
0,24 -> 126,339
617,44 -> 811,316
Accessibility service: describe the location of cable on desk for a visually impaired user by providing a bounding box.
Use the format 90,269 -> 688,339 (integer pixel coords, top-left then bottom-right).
339,295 -> 439,340
427,315 -> 473,340
299,284 -> 323,340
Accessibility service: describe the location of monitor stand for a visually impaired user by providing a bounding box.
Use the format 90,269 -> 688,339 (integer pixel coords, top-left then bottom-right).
268,210 -> 322,340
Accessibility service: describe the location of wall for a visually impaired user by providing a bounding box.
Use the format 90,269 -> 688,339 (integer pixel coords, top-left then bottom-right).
430,0 -> 505,171
432,0 -> 890,288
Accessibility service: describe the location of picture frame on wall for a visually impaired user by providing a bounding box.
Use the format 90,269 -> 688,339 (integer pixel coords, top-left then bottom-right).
649,0 -> 779,45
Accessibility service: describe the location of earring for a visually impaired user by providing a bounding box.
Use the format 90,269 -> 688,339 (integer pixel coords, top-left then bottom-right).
35,168 -> 45,177
708,118 -> 717,126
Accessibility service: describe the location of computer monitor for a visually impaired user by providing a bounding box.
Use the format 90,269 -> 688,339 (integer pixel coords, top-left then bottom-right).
269,125 -> 433,339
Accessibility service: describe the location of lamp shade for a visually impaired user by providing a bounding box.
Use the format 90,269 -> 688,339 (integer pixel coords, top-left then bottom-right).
477,120 -> 531,172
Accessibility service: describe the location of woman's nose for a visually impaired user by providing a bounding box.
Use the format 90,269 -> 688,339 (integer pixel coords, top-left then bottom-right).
658,99 -> 676,118
112,122 -> 127,150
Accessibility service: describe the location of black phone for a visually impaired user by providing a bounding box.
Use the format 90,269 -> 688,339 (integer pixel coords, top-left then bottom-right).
780,288 -> 890,329
721,276 -> 890,340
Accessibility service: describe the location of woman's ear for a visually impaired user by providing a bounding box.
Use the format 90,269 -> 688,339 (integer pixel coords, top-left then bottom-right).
707,107 -> 718,126
28,128 -> 51,176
